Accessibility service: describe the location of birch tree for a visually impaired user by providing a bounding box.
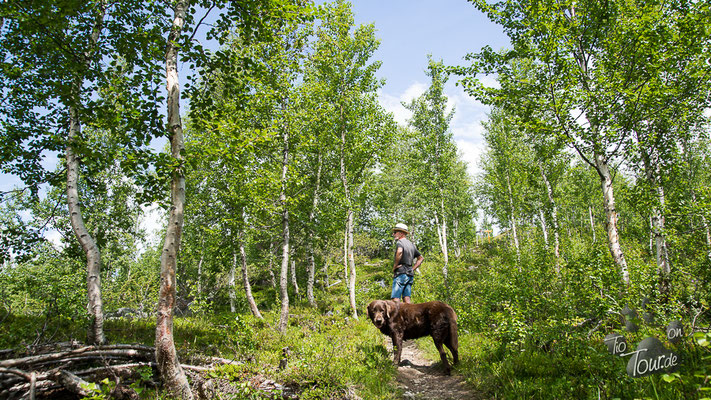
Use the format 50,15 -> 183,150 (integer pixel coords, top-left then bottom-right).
155,1 -> 192,397
404,58 -> 458,281
0,0 -> 166,344
309,0 -> 394,318
454,0 -> 710,284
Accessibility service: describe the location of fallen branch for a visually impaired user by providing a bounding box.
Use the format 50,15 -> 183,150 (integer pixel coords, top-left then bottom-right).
1,345 -> 153,369
29,371 -> 36,400
48,370 -> 93,397
587,320 -> 604,339
0,342 -> 240,399
0,366 -> 32,380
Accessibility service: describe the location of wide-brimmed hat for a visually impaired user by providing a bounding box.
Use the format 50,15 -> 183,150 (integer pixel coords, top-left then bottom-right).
392,223 -> 409,234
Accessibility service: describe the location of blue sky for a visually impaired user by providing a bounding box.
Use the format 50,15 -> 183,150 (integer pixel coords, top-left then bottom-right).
347,0 -> 509,176
0,1 -> 509,193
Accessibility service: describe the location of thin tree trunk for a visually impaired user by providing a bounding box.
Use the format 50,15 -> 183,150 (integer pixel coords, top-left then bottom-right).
594,152 -> 629,285
589,206 -> 596,243
322,260 -> 329,290
452,218 -> 461,258
435,213 -> 443,251
538,163 -> 560,272
66,0 -> 107,346
290,259 -> 300,297
196,251 -> 203,295
649,179 -> 670,296
439,196 -> 450,281
306,153 -> 322,307
339,123 -> 357,319
277,122 -> 290,334
539,208 -> 549,246
240,228 -> 262,319
229,251 -> 237,313
346,210 -> 357,319
652,197 -> 671,296
155,1 -> 192,397
505,171 -> 521,266
67,112 -> 105,345
343,220 -> 349,282
433,211 -> 450,281
691,192 -> 711,255
268,242 -> 276,288
649,215 -> 654,253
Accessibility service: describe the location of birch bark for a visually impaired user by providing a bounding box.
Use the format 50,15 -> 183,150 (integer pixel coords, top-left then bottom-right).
66,0 -> 107,346
277,123 -> 291,333
155,0 -> 192,396
594,152 -> 630,285
240,228 -> 262,319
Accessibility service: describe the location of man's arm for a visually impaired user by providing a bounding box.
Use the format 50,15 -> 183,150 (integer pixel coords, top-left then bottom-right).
412,254 -> 424,271
393,247 -> 403,272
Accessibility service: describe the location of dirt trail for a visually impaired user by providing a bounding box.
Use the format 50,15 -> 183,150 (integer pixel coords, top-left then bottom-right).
387,340 -> 480,400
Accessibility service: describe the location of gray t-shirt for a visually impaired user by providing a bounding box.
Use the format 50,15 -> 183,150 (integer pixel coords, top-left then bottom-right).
393,237 -> 421,277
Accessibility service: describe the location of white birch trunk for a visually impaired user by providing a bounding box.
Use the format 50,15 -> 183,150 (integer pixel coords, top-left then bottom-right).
539,208 -> 549,247
343,221 -> 349,281
505,171 -> 520,266
691,192 -> 711,256
306,153 -> 322,307
155,1 -> 192,397
439,197 -> 450,281
229,252 -> 237,313
196,252 -> 203,295
452,218 -> 461,258
290,259 -> 300,297
339,122 -> 357,319
538,163 -> 560,271
66,0 -> 107,346
240,229 -> 262,319
277,126 -> 290,333
346,210 -> 357,319
589,206 -> 596,243
268,242 -> 276,288
594,152 -> 629,285
651,182 -> 670,295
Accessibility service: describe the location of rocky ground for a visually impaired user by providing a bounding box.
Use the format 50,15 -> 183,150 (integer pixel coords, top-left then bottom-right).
388,340 -> 481,400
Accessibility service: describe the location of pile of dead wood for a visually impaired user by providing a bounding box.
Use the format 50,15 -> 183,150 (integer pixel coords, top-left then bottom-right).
0,341 -> 234,399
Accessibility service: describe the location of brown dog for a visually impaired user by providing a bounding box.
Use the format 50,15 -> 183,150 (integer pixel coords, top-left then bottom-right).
367,300 -> 459,374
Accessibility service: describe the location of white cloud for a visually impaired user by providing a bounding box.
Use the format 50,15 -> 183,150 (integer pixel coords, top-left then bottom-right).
456,137 -> 485,177
378,82 -> 428,125
380,82 -> 491,178
45,229 -> 64,249
478,74 -> 501,89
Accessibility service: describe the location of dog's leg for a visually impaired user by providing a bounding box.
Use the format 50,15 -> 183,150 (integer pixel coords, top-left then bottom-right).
433,339 -> 451,375
392,334 -> 403,365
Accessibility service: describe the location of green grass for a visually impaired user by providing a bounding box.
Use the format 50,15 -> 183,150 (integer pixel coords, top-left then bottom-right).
1,305 -> 400,399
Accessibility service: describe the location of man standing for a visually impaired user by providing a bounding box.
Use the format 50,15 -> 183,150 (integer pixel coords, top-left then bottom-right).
391,223 -> 424,303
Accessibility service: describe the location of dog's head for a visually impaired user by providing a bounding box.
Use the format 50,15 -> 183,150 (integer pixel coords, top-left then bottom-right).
367,300 -> 396,329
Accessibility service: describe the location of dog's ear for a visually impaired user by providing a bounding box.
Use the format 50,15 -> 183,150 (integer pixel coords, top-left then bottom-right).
367,301 -> 374,321
385,300 -> 393,319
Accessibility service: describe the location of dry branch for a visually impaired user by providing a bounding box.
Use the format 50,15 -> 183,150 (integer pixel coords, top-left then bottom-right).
0,343 -> 239,400
0,345 -> 153,368
48,370 -> 93,397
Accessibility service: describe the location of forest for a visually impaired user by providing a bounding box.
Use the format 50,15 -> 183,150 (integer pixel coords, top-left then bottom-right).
1,0 -> 710,399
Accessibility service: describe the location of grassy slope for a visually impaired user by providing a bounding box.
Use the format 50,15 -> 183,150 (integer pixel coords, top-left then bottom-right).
4,246 -> 710,399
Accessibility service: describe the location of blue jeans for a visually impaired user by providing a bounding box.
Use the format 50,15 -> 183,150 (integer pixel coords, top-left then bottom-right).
391,274 -> 414,299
